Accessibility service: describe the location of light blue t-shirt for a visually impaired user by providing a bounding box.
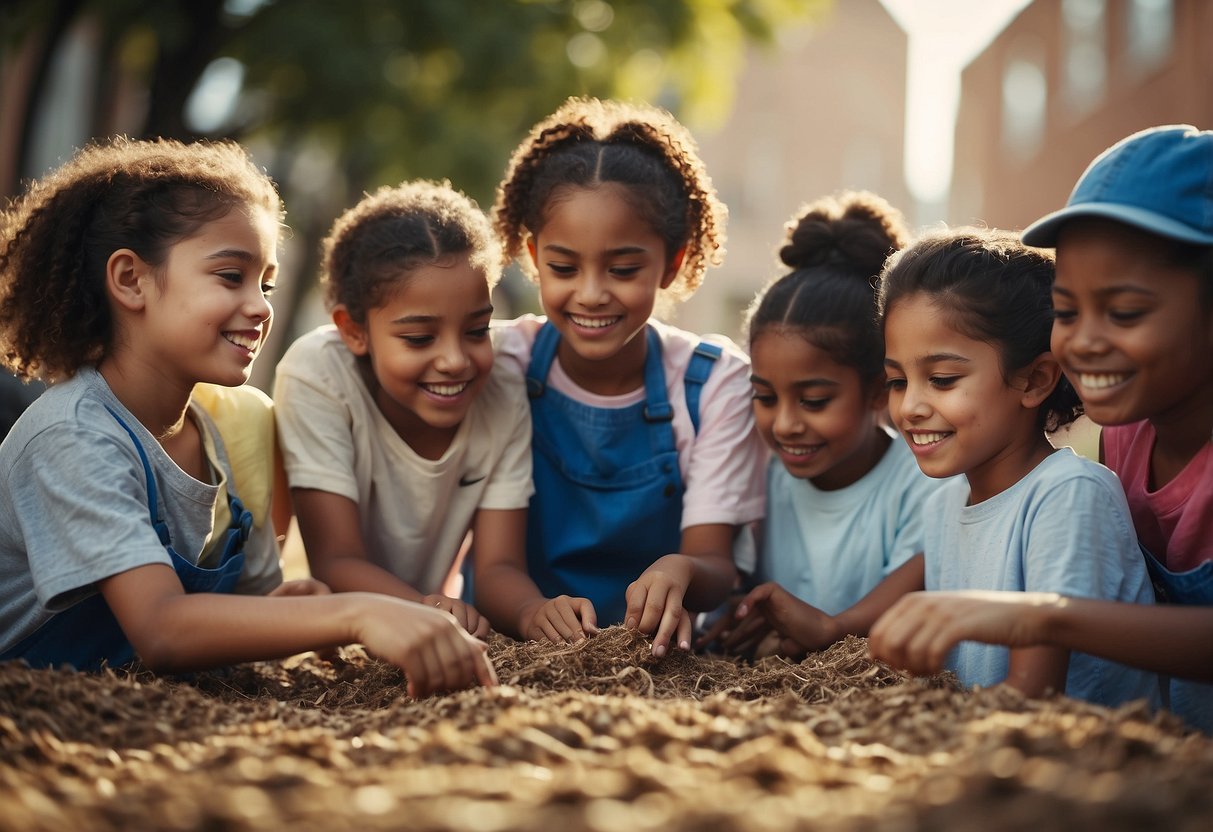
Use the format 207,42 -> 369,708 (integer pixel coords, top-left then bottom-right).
759,430 -> 944,615
924,448 -> 1158,709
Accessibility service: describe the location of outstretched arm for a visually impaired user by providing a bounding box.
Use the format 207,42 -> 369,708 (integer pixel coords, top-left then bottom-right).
869,590 -> 1213,683
99,563 -> 495,696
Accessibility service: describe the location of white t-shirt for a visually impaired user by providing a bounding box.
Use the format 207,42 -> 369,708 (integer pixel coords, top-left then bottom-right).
491,315 -> 766,531
759,430 -> 943,615
274,326 -> 533,594
924,448 -> 1158,709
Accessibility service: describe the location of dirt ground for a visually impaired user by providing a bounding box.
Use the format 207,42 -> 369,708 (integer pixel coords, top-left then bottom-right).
2,626 -> 1211,831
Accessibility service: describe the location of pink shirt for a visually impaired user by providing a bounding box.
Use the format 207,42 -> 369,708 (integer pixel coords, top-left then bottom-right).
1102,420 -> 1213,572
492,315 -> 766,530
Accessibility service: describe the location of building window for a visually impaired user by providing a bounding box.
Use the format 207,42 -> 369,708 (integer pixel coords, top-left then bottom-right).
1001,41 -> 1047,163
1126,0 -> 1173,75
1062,0 -> 1106,116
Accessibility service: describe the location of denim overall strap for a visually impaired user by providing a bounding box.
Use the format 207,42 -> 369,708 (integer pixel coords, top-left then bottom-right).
1139,541 -> 1213,734
524,322 -> 685,624
0,407 -> 250,670
683,341 -> 721,435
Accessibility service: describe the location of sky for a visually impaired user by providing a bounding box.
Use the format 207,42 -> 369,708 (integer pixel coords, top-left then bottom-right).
879,0 -> 1035,204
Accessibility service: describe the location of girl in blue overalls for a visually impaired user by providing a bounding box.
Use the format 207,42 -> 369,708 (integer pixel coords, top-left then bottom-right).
0,138 -> 494,697
478,97 -> 766,656
871,125 -> 1213,732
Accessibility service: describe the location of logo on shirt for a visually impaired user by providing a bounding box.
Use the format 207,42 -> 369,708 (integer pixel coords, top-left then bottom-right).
458,474 -> 486,487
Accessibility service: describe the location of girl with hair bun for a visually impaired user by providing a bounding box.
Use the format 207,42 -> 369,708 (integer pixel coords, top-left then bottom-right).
701,191 -> 944,657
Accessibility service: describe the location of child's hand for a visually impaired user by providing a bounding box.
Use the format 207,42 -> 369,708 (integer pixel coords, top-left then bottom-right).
694,595 -> 750,652
731,582 -> 841,654
355,597 -> 497,698
422,594 -> 491,639
625,558 -> 695,657
519,596 -> 598,643
868,590 -> 1058,676
268,578 -> 332,597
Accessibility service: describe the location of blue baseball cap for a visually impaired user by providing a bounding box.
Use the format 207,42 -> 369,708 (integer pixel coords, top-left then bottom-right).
1022,124 -> 1213,247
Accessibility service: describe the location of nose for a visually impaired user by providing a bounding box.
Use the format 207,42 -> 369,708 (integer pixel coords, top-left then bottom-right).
246,284 -> 272,326
893,380 -> 930,424
434,335 -> 472,375
1063,314 -> 1109,359
772,400 -> 804,439
573,269 -> 609,308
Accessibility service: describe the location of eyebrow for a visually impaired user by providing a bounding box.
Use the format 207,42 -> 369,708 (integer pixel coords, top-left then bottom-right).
542,244 -> 649,257
750,374 -> 839,388
884,353 -> 970,369
390,304 -> 494,325
205,248 -> 258,262
1052,284 -> 1155,298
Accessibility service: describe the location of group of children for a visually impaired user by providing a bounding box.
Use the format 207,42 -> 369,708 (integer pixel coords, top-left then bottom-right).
0,100 -> 1208,730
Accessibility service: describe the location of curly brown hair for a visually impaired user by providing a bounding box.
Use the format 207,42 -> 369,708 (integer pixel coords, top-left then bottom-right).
322,180 -> 501,325
491,97 -> 726,303
0,136 -> 282,382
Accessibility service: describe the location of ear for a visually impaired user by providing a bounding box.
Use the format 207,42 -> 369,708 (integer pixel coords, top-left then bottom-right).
660,246 -> 687,290
1018,352 -> 1062,410
106,249 -> 153,312
525,236 -> 538,268
332,305 -> 370,357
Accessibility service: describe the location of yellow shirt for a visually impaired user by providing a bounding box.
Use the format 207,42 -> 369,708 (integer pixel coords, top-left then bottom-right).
191,384 -> 276,566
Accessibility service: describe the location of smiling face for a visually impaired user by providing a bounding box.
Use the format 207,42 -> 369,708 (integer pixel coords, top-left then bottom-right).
144,205 -> 278,388
335,254 -> 494,460
750,328 -> 889,490
883,293 -> 1049,502
530,184 -> 680,394
1051,220 -> 1213,431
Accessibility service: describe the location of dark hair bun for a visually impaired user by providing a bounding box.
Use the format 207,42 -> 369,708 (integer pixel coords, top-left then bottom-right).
779,190 -> 909,279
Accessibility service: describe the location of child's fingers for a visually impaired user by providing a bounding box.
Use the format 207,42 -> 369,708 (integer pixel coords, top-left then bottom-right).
623,583 -> 649,630
734,582 -> 777,619
722,614 -> 770,650
553,600 -> 586,641
675,610 -> 693,651
650,592 -> 686,657
470,639 -> 498,687
577,599 -> 599,635
471,612 -> 491,640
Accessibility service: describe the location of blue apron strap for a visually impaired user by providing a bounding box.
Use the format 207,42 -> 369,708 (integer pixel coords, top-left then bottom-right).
526,321 -> 561,399
641,327 -> 674,425
684,341 -> 721,435
103,405 -> 170,545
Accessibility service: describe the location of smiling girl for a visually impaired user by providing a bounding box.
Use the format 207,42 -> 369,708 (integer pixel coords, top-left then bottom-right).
876,227 -> 1156,706
273,181 -> 532,639
481,97 -> 765,654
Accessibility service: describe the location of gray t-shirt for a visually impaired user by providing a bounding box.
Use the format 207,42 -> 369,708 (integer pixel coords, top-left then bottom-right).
924,448 -> 1158,709
0,368 -> 280,654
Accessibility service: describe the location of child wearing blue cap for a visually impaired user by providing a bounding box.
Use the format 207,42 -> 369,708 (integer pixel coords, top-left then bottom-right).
869,124 -> 1213,731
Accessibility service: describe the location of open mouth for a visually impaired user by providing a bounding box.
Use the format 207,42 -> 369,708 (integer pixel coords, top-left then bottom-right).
568,313 -> 622,330
907,431 -> 950,446
1075,371 -> 1131,391
420,381 -> 470,398
223,331 -> 260,352
778,442 -> 823,458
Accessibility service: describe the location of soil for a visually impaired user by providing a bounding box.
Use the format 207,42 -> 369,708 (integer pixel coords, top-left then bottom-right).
2,626 -> 1210,831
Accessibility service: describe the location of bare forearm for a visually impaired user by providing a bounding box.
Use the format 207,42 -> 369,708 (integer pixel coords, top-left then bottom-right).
671,553 -> 737,611
310,556 -> 425,602
131,592 -> 373,673
474,562 -> 549,637
1040,598 -> 1213,682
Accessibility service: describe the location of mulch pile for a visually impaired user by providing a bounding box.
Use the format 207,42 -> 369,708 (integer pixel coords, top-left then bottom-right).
2,626 -> 1210,831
